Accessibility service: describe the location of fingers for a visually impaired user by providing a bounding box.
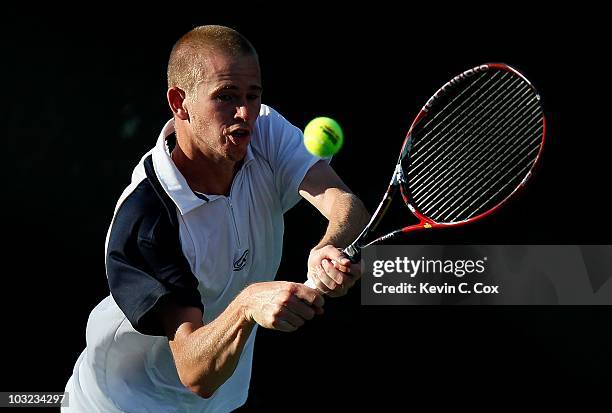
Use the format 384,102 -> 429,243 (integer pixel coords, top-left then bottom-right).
273,285 -> 325,331
293,283 -> 325,309
246,282 -> 325,332
285,294 -> 318,321
273,319 -> 298,332
310,259 -> 354,296
322,246 -> 352,269
308,245 -> 352,284
272,304 -> 306,331
306,245 -> 362,297
323,259 -> 353,285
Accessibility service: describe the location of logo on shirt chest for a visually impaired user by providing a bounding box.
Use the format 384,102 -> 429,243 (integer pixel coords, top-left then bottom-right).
233,249 -> 249,271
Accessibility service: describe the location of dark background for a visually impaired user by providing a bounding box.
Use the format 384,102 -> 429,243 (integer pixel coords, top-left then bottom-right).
3,8 -> 610,410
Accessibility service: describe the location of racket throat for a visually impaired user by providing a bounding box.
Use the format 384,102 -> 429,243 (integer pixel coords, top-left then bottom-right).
342,244 -> 362,264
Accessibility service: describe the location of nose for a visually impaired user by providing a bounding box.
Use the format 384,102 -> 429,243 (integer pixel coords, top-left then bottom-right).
235,104 -> 249,123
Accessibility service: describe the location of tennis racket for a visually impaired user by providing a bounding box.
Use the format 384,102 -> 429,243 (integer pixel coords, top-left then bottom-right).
305,63 -> 545,288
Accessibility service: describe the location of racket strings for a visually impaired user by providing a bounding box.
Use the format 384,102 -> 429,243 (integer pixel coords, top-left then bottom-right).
419,70 -> 497,132
420,106 -> 542,223
435,121 -> 542,222
418,110 -> 542,222
411,72 -> 510,160
409,76 -> 530,189
411,88 -> 538,204
451,134 -> 542,220
409,77 -> 534,196
424,117 -> 541,221
405,69 -> 543,223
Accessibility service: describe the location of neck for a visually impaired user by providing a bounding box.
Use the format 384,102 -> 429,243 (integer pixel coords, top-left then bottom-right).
171,140 -> 241,197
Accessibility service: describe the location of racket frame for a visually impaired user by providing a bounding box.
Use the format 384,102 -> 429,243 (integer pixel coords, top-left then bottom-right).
342,63 -> 546,263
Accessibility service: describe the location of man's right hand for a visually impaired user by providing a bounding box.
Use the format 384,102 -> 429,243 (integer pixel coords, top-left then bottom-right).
241,282 -> 324,332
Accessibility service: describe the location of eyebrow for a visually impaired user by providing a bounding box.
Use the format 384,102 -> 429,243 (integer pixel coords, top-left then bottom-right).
211,84 -> 263,94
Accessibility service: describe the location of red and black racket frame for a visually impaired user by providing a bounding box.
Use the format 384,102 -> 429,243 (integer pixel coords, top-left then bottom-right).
342,63 -> 546,264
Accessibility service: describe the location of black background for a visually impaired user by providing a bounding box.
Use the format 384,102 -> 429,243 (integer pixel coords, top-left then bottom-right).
2,7 -> 610,410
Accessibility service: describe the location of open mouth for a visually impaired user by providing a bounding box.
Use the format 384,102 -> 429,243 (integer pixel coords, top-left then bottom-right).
227,127 -> 251,145
231,129 -> 250,138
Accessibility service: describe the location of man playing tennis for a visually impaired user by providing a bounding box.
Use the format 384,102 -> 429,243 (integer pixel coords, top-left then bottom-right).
63,25 -> 369,412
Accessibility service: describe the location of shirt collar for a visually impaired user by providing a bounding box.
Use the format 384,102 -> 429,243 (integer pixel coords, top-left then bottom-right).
151,119 -> 255,215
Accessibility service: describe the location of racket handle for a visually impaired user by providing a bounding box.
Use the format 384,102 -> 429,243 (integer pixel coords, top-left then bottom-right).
304,244 -> 361,288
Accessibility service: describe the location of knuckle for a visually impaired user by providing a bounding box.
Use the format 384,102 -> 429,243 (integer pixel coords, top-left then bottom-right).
302,293 -> 314,306
286,283 -> 298,295
280,291 -> 292,303
272,304 -> 284,317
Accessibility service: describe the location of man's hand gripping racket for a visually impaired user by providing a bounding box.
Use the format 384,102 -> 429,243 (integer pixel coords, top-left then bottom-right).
305,63 -> 545,290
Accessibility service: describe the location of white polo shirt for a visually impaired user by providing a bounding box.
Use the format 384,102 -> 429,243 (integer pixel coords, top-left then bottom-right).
64,105 -> 323,413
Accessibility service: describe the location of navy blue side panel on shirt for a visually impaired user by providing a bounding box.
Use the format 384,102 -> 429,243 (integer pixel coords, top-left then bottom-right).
106,155 -> 203,336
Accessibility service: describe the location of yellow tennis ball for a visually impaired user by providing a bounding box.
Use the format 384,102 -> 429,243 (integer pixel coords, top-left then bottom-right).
303,117 -> 344,157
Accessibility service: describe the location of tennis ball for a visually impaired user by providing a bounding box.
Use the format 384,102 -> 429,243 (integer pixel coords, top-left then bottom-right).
303,117 -> 344,157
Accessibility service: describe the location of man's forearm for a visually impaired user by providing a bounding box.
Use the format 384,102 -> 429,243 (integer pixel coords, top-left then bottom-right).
314,192 -> 370,249
172,293 -> 255,398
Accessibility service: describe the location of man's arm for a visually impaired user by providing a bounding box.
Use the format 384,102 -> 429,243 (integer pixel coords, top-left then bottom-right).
299,160 -> 370,296
161,282 -> 324,398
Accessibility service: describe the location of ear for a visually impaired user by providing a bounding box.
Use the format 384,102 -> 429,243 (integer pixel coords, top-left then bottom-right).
167,87 -> 190,121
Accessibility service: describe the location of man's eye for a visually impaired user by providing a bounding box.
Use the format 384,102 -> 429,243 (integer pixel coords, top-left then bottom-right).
216,94 -> 232,102
247,94 -> 261,101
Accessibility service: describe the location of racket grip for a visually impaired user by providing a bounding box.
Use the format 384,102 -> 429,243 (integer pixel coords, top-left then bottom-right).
303,244 -> 361,288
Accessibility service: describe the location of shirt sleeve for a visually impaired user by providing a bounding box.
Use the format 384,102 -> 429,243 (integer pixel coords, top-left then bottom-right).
257,106 -> 331,212
105,180 -> 203,336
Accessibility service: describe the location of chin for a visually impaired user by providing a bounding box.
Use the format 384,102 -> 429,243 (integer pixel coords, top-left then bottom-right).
226,147 -> 247,163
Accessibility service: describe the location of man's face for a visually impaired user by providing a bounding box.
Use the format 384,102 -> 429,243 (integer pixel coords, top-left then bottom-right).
187,52 -> 262,163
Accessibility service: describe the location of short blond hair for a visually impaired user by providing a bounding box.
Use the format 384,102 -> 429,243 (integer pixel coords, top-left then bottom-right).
167,25 -> 258,99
